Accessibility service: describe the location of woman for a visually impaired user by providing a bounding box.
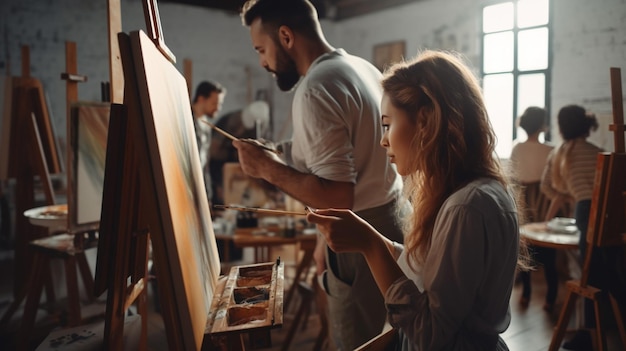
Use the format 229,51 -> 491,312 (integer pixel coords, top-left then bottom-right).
509,107 -> 558,311
307,50 -> 524,350
540,105 -> 603,350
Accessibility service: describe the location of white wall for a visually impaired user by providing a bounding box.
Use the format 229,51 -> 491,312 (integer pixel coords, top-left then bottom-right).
330,0 -> 626,151
1,0 -> 625,150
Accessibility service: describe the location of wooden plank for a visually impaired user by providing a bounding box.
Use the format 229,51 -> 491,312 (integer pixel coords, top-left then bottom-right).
107,0 -> 124,103
184,58 -> 192,97
21,46 -> 30,78
610,67 -> 625,153
0,77 -> 13,180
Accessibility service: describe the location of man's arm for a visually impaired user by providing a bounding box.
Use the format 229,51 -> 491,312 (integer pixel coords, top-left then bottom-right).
233,139 -> 354,209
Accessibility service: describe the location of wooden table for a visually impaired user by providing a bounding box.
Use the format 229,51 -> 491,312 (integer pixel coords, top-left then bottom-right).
520,221 -> 583,329
519,221 -> 580,250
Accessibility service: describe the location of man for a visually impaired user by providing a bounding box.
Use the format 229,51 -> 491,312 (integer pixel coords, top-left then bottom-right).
191,80 -> 226,203
236,1 -> 404,349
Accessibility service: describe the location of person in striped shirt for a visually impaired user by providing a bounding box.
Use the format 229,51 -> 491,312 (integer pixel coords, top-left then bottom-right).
540,104 -> 624,351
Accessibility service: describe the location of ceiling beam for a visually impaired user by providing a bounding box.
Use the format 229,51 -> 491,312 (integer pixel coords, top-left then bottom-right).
159,0 -> 422,21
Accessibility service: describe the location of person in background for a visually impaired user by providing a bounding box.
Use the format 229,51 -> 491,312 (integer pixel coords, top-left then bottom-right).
541,105 -> 625,350
509,107 -> 559,312
236,0 -> 404,349
308,50 -> 525,350
191,80 -> 226,205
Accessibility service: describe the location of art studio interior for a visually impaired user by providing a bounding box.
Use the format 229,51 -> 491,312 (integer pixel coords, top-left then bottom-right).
0,0 -> 625,350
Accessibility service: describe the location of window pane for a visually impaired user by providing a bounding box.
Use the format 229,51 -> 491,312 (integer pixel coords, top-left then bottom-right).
483,2 -> 514,33
518,28 -> 549,71
483,73 -> 514,158
518,0 -> 549,28
517,73 -> 545,116
516,73 -> 546,141
484,32 -> 514,73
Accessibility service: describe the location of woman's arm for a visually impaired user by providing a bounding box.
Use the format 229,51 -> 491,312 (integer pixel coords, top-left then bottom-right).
306,209 -> 404,295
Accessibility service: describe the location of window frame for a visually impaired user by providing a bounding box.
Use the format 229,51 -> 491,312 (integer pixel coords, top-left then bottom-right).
480,0 -> 554,154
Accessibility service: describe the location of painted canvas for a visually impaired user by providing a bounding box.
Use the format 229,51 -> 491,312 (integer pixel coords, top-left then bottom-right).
67,102 -> 111,234
130,30 -> 220,350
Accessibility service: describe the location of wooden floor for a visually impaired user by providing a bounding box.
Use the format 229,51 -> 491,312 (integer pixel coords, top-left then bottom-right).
0,246 -> 623,351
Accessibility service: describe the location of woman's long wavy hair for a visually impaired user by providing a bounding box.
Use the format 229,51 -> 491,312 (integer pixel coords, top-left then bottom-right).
382,50 -> 509,268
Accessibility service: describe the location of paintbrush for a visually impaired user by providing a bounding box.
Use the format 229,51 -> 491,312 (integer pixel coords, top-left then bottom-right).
200,119 -> 281,155
214,204 -> 307,216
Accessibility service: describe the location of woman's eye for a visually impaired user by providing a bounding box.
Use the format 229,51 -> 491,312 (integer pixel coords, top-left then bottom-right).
382,124 -> 390,131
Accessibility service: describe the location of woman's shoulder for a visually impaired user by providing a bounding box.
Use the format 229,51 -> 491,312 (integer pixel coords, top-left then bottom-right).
446,178 -> 515,213
580,139 -> 604,152
511,140 -> 554,153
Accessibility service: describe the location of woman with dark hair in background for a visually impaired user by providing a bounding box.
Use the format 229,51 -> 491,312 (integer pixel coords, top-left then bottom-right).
509,107 -> 559,312
541,104 -> 626,350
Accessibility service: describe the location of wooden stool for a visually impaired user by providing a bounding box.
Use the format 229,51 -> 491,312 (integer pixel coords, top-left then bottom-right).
15,233 -> 96,350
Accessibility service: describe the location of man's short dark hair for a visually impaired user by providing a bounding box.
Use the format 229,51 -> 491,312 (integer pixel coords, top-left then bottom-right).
241,0 -> 320,39
193,81 -> 225,103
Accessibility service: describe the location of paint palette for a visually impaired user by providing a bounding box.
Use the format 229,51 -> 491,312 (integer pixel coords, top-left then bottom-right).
206,261 -> 284,336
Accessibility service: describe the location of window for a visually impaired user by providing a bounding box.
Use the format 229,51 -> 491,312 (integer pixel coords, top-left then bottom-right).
481,0 -> 551,158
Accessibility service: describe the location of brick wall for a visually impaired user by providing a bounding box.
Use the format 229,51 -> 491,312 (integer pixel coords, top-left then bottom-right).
1,0 -> 624,150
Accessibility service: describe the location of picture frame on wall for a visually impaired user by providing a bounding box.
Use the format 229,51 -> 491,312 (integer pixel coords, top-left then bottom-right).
373,41 -> 406,72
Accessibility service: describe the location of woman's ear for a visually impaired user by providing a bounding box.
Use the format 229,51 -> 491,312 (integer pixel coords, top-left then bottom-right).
278,25 -> 294,49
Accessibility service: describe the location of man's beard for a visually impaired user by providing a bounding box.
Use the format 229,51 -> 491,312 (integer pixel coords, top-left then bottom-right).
270,46 -> 301,91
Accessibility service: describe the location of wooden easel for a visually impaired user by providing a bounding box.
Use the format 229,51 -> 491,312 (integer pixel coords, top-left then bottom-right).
96,1 -> 192,348
95,37 -> 152,351
0,45 -> 61,305
97,2 -> 283,349
549,67 -> 626,350
184,58 -> 193,97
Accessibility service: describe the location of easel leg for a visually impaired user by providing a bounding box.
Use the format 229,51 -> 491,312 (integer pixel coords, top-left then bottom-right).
137,288 -> 148,351
549,289 -> 578,351
43,267 -> 57,312
64,255 -> 82,326
284,248 -> 313,311
608,293 -> 626,348
281,282 -> 314,351
77,252 -> 95,303
16,252 -> 48,350
593,296 -> 606,350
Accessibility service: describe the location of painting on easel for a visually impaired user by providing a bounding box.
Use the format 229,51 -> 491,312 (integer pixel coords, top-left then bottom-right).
67,101 -> 111,234
129,29 -> 220,347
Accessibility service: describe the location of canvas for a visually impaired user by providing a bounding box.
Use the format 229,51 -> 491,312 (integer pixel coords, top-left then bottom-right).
129,29 -> 220,349
67,102 -> 111,234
